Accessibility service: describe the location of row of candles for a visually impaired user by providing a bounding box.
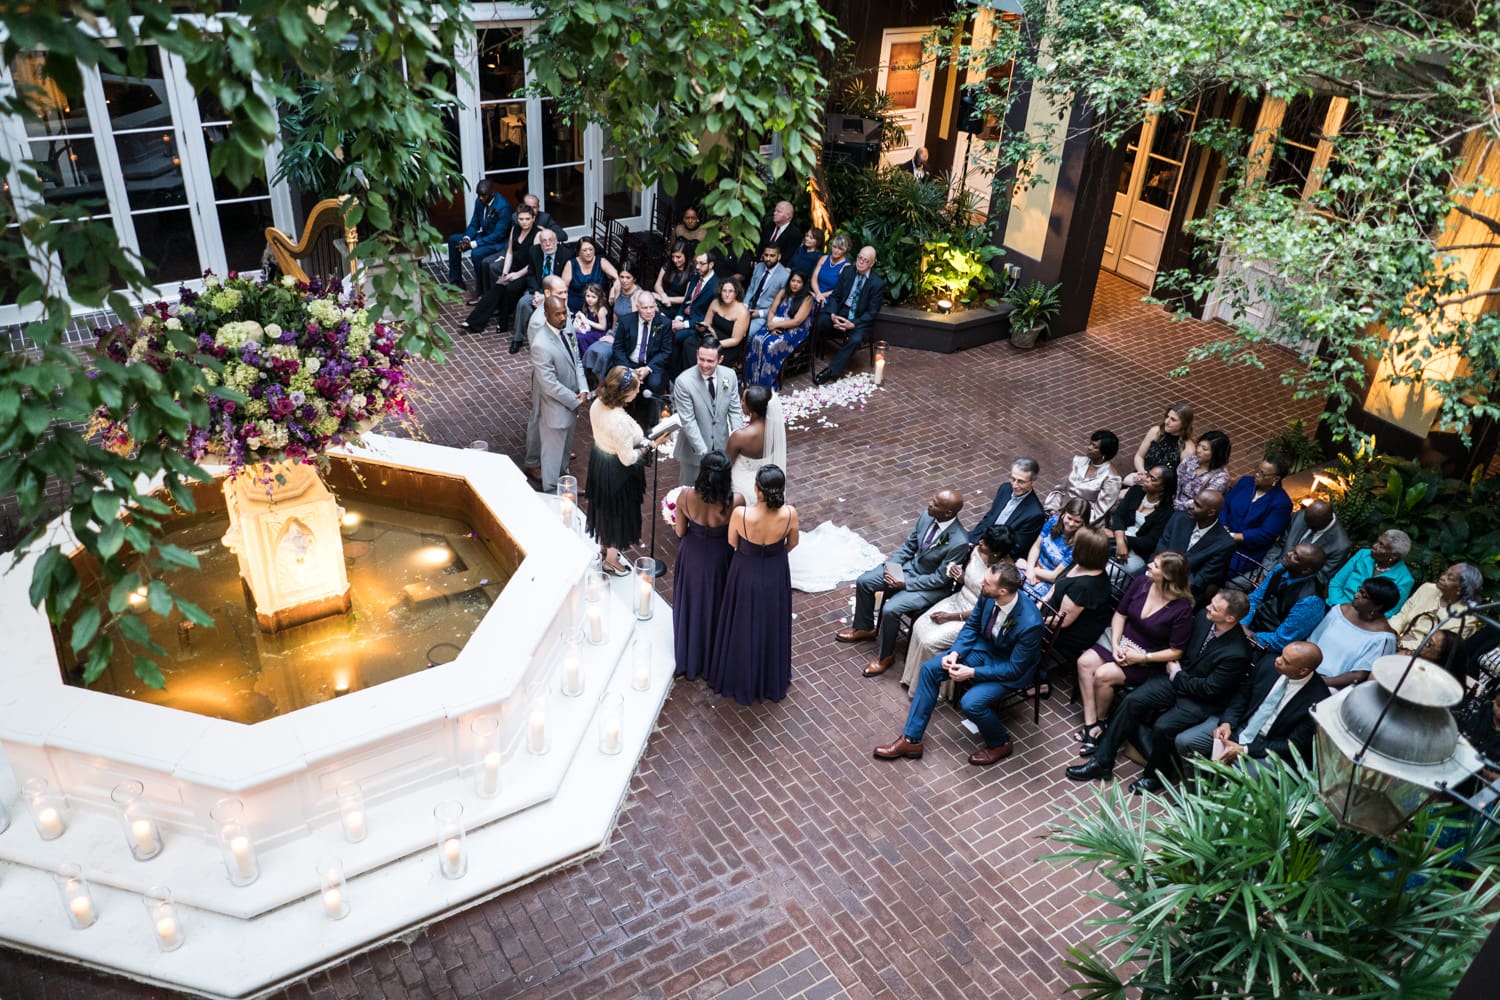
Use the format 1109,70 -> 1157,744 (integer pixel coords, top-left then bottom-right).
559,476 -> 659,628
8,628 -> 659,940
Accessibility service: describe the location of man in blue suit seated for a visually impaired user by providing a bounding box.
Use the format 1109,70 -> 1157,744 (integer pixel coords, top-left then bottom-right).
445,179 -> 511,298
874,562 -> 1045,767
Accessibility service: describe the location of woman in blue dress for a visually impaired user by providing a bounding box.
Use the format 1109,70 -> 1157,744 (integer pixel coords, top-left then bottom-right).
1023,498 -> 1089,602
561,236 -> 619,314
745,271 -> 815,389
810,233 -> 850,316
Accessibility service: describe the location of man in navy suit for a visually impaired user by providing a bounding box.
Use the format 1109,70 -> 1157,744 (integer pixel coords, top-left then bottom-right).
838,489 -> 970,677
875,562 -> 1045,766
1155,488 -> 1237,602
670,251 -> 721,373
445,179 -> 510,292
968,458 -> 1046,558
813,246 -> 886,383
609,291 -> 673,426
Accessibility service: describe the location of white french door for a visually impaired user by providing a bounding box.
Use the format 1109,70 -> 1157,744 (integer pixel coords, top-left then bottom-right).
1101,97 -> 1200,287
876,27 -> 936,167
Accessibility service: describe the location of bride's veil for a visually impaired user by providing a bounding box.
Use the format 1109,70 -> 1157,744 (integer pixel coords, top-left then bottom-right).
766,391 -> 788,472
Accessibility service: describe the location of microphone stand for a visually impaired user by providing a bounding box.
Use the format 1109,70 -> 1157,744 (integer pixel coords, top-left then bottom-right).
644,403 -> 668,578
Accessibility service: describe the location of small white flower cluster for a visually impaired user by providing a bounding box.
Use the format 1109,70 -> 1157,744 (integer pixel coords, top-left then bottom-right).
214,320 -> 265,349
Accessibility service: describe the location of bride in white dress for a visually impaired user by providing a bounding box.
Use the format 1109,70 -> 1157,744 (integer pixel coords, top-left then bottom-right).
728,385 -> 883,591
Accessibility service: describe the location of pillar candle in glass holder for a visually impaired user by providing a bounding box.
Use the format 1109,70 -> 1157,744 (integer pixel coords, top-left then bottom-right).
874,340 -> 888,385
561,627 -> 584,697
317,857 -> 350,920
470,714 -> 502,798
111,780 -> 162,861
631,637 -> 653,692
337,781 -> 367,843
598,692 -> 625,756
210,797 -> 259,886
55,863 -> 96,929
144,886 -> 184,951
527,695 -> 550,755
433,801 -> 467,880
558,475 -> 578,529
24,777 -> 67,840
633,557 -> 656,621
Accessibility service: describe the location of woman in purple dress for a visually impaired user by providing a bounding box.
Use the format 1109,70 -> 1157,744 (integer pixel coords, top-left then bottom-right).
706,464 -> 800,705
672,451 -> 743,680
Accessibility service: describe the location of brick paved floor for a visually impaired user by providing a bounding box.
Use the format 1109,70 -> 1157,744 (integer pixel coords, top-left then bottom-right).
0,273 -> 1319,999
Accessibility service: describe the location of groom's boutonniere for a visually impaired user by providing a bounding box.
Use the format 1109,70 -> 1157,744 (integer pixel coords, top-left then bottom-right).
718,375 -> 729,395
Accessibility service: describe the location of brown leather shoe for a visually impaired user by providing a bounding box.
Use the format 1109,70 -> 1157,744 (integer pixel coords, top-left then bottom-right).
873,736 -> 924,760
862,655 -> 895,677
836,628 -> 876,643
967,742 -> 1014,766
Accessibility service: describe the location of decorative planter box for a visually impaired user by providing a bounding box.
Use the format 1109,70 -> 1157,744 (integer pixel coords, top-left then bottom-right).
871,301 -> 1014,354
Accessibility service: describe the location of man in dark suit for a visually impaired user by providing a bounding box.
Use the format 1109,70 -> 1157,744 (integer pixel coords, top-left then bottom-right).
1155,488 -> 1236,602
813,245 -> 886,383
1173,641 -> 1330,770
760,200 -> 802,264
838,489 -> 970,677
1067,589 -> 1254,792
1261,498 -> 1351,587
445,179 -> 510,292
968,458 -> 1046,558
670,251 -> 720,373
901,146 -> 930,180
609,291 -> 672,427
875,562 -> 1045,766
509,228 -> 573,353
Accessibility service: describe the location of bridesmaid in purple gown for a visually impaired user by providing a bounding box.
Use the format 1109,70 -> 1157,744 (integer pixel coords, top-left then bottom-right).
707,465 -> 800,705
672,451 -> 744,680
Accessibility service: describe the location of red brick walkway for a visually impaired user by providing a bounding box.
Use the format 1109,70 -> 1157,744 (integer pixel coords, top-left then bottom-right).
0,273 -> 1318,999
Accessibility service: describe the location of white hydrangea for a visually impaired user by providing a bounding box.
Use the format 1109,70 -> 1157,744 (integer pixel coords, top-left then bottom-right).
304,357 -> 321,374
281,275 -> 298,288
350,393 -> 368,410
164,317 -> 182,331
214,320 -> 264,349
307,299 -> 343,327
209,287 -> 242,312
264,323 -> 282,339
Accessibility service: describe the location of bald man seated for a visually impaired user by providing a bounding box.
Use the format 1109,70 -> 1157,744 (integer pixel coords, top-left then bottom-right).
1154,488 -> 1236,603
1173,641 -> 1330,772
838,489 -> 970,677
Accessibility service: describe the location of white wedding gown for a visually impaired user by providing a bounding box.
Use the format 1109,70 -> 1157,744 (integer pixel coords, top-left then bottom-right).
731,392 -> 789,506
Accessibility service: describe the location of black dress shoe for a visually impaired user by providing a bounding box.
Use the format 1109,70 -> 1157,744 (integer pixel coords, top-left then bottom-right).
508,337 -> 526,354
1065,761 -> 1112,782
460,323 -> 483,335
813,368 -> 833,385
1129,774 -> 1164,795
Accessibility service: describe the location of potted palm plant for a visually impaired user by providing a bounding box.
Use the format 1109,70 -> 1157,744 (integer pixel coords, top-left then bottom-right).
1006,279 -> 1061,350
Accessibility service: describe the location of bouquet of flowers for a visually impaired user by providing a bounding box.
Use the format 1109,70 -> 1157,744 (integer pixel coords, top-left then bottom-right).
95,273 -> 412,475
661,485 -> 684,527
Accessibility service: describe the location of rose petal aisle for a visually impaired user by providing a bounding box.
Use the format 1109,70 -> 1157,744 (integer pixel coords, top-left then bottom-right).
779,372 -> 880,431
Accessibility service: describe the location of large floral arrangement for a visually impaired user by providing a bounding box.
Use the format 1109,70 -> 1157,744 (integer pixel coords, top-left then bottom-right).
96,273 -> 412,474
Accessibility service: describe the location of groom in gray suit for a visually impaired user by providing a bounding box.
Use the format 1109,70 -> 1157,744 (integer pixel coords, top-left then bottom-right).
838,489 -> 970,677
527,296 -> 588,492
672,334 -> 744,488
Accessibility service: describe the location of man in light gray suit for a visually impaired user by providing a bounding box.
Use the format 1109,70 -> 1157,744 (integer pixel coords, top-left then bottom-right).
523,275 -> 570,484
671,334 -> 743,488
744,244 -> 790,341
527,295 -> 588,492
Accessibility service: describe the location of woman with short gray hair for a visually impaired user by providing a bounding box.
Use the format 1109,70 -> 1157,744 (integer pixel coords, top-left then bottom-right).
1391,561 -> 1487,653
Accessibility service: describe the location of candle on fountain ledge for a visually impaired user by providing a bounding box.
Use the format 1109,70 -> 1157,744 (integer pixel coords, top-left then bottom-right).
229,835 -> 256,881
563,653 -> 583,696
69,895 -> 96,927
599,693 -> 624,755
131,818 -> 161,858
587,605 -> 604,644
527,698 -> 549,755
145,886 -> 184,951
440,837 -> 464,877
481,751 -> 502,797
37,806 -> 65,840
631,637 -> 652,691
337,782 -> 367,843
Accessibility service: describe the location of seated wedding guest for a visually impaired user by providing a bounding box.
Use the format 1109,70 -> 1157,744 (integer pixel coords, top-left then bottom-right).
838,488 -> 970,679
1261,498 -> 1351,586
810,233 -> 851,314
812,245 -> 885,385
460,202 -> 538,335
607,292 -> 672,423
1154,488 -> 1236,602
670,251 -> 720,372
1067,589 -> 1253,792
1326,528 -> 1415,616
1390,562 -> 1484,653
1242,543 -> 1328,652
970,457 -> 1046,558
1112,466 -> 1177,574
1309,578 -> 1400,688
1171,430 -> 1232,510
582,262 -> 643,382
902,146 -> 931,180
519,192 -> 556,237
760,200 -> 802,263
744,245 -> 789,341
873,562 -> 1045,767
653,241 -> 693,315
1073,552 -> 1195,752
698,278 -> 751,367
1220,455 -> 1292,570
745,270 -> 815,390
562,236 -> 619,316
788,227 -> 824,276
570,282 -> 611,362
1048,429 -> 1122,523
612,261 -> 640,322
899,524 -> 1014,693
1022,498 -> 1089,602
446,178 -> 509,294
510,228 -> 572,353
1174,641 -> 1329,769
671,450 -> 744,682
1033,525 -> 1115,699
1126,402 -> 1195,483
672,206 -> 708,251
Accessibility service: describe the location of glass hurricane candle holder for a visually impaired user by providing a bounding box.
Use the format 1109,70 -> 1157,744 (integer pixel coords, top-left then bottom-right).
210,797 -> 259,886
24,777 -> 67,841
526,694 -> 550,755
317,857 -> 350,920
55,863 -> 97,929
111,780 -> 162,861
633,557 -> 656,621
598,692 -> 625,756
433,801 -> 467,880
874,340 -> 888,384
631,637 -> 653,692
584,567 -> 609,646
557,475 -> 578,530
337,781 -> 367,843
144,886 -> 184,952
560,628 -> 584,697
471,715 -> 502,799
